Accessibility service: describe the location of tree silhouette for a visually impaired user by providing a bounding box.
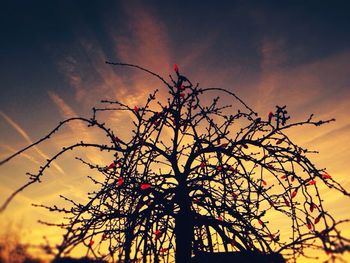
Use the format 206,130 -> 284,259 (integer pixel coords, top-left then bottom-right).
1,63 -> 350,263
0,223 -> 44,263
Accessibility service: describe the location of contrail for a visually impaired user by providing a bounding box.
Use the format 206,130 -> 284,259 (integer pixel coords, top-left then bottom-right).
1,145 -> 41,165
0,111 -> 65,174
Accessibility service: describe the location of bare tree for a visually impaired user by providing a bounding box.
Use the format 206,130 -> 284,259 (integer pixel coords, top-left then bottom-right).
1,63 -> 350,263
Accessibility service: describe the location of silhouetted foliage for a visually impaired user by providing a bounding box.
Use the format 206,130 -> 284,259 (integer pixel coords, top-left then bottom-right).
0,224 -> 43,263
191,251 -> 285,263
1,63 -> 350,263
51,257 -> 106,263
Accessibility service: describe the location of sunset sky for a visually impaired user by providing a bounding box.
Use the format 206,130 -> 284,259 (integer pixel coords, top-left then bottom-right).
0,0 -> 350,262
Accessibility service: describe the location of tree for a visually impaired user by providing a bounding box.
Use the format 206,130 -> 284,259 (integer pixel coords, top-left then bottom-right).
0,223 -> 43,263
1,63 -> 350,263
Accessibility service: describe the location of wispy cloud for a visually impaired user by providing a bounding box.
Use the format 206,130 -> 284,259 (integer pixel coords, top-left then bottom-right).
48,91 -> 107,164
254,36 -> 289,113
48,91 -> 90,136
260,37 -> 287,72
253,35 -> 350,118
0,111 -> 65,174
114,1 -> 171,73
0,145 -> 41,165
56,1 -> 175,134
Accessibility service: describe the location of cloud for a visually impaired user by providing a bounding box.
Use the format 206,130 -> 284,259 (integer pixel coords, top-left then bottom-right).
48,91 -> 91,137
56,1 -> 172,106
260,37 -> 287,72
0,145 -> 41,165
304,123 -> 350,146
253,37 -> 289,113
48,91 -> 111,164
57,33 -> 151,109
113,1 -> 171,74
56,0 -> 176,138
252,35 -> 350,118
48,91 -> 77,118
0,111 -> 65,174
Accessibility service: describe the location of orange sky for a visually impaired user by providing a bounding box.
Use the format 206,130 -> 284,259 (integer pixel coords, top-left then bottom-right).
0,1 -> 350,262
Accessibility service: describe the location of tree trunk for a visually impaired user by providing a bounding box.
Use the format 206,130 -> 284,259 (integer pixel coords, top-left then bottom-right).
175,189 -> 193,263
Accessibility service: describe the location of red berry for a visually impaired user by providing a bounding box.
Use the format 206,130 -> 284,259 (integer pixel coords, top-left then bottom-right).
140,183 -> 151,190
